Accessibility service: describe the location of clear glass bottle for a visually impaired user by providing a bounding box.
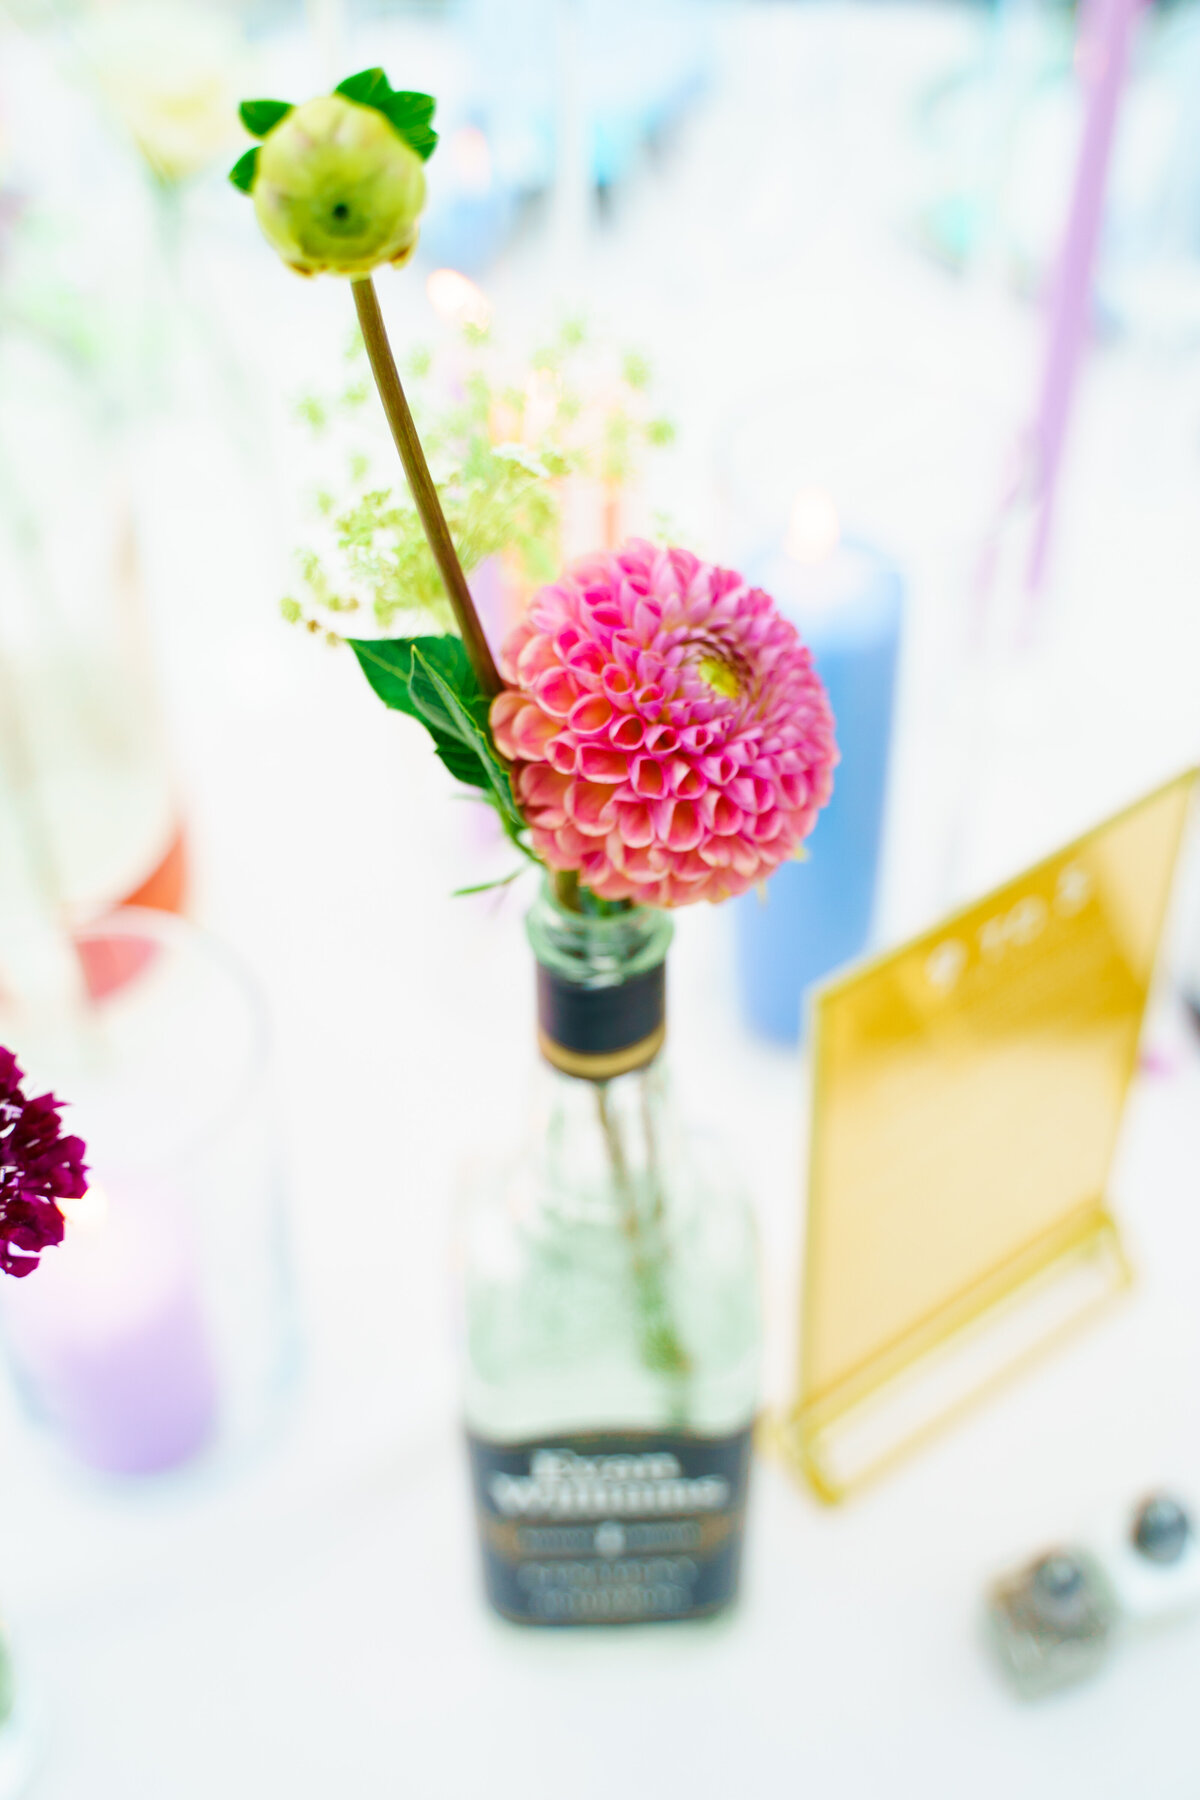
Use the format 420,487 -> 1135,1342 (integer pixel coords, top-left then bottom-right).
462,879 -> 761,1627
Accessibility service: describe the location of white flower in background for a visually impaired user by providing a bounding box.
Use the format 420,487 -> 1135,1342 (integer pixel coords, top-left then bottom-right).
80,2 -> 244,184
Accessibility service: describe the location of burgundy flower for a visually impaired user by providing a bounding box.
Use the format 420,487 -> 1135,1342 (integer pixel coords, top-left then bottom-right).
0,1048 -> 87,1279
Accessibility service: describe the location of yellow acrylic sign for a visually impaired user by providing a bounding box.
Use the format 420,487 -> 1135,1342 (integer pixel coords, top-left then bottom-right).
781,771 -> 1196,1503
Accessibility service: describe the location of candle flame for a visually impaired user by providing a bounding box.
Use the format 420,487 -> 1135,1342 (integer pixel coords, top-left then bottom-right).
524,368 -> 561,440
426,268 -> 492,332
785,487 -> 840,565
449,126 -> 493,196
60,1182 -> 111,1232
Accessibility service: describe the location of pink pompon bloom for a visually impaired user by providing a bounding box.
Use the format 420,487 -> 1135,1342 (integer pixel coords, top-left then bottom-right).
0,1048 -> 87,1278
490,540 -> 837,907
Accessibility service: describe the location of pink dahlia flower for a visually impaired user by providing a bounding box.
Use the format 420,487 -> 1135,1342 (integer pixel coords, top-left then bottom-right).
490,540 -> 837,907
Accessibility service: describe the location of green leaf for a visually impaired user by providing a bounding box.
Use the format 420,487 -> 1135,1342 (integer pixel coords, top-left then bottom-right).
228,147 -> 259,194
452,869 -> 524,898
409,639 -> 483,737
335,66 -> 390,108
391,119 -> 438,162
406,640 -> 486,731
347,634 -> 435,712
334,68 -> 438,161
410,646 -> 523,829
239,98 -> 293,138
348,635 -> 517,818
433,736 -> 491,790
349,635 -> 472,732
349,634 -> 539,864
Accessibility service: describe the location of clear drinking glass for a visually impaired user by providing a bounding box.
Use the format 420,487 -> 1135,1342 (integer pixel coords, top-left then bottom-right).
0,1615 -> 40,1800
461,881 -> 761,1626
0,908 -> 296,1480
0,272 -> 185,940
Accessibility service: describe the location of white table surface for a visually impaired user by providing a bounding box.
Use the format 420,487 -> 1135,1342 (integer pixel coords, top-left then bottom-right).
3,4 -> 1200,1795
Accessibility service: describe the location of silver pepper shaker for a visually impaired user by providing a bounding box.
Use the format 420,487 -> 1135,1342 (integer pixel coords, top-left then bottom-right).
986,1489 -> 1200,1699
987,1548 -> 1118,1698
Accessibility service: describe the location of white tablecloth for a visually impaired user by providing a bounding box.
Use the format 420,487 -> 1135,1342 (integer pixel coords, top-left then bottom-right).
3,4 -> 1200,1794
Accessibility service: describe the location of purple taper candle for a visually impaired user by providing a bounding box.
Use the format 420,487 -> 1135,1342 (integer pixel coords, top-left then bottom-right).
1026,0 -> 1145,595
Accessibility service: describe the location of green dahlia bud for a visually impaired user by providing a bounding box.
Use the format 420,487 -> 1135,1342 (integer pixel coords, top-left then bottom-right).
251,93 -> 426,277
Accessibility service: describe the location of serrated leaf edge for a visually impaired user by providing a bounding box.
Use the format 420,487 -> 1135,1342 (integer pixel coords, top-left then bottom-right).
334,67 -> 439,162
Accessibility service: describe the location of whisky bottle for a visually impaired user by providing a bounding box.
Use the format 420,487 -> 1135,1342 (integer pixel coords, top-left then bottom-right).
462,880 -> 761,1625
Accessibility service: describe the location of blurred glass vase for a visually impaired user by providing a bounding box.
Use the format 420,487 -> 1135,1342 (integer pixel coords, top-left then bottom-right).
0,184 -> 189,973
462,881 -> 760,1626
0,910 -> 296,1479
0,498 -> 185,966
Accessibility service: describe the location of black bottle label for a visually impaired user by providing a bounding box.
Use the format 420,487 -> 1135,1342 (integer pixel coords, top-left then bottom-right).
536,962 -> 666,1078
467,1426 -> 753,1626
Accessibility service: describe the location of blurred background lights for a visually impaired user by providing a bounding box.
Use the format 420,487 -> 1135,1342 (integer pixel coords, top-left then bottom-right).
523,367 -> 561,440
448,126 -> 494,196
785,486 -> 841,564
60,1183 -> 111,1233
426,267 -> 493,331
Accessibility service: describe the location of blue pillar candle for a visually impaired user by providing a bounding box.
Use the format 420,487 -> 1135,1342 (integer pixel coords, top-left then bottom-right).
734,491 -> 904,1043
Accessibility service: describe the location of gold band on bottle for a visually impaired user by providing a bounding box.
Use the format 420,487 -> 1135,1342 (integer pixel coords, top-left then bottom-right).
537,1023 -> 666,1081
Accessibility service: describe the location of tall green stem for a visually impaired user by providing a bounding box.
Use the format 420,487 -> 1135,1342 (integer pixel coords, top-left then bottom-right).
594,1081 -> 690,1407
351,274 -> 502,697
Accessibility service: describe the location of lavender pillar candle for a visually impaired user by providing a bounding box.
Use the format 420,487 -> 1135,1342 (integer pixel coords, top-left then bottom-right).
2,1178 -> 218,1475
734,491 -> 903,1043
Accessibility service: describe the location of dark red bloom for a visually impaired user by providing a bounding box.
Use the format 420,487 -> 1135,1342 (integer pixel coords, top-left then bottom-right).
0,1048 -> 87,1279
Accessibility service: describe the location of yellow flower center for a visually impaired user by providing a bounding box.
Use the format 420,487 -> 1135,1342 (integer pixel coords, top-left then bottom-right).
696,653 -> 741,700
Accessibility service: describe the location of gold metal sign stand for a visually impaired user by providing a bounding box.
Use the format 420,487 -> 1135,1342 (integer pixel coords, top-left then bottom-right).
778,771 -> 1197,1504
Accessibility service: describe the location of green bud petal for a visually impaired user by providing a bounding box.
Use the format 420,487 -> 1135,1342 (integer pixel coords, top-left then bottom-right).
239,98 -> 294,139
229,146 -> 259,194
251,93 -> 426,278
